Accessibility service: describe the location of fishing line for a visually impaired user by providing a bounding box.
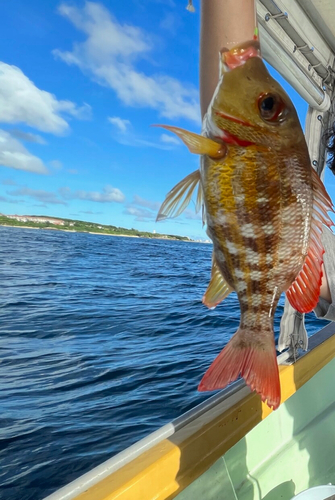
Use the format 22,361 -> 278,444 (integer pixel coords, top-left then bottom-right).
253,0 -> 258,40
223,457 -> 239,500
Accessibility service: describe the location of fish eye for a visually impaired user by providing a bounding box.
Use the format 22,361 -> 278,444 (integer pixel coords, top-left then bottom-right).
258,93 -> 287,123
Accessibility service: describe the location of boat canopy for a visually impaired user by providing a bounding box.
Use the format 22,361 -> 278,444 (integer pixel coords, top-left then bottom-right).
258,0 -> 334,111
258,0 -> 335,355
258,0 -> 335,182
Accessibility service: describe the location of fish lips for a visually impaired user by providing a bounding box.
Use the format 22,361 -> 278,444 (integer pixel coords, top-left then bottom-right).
220,40 -> 261,72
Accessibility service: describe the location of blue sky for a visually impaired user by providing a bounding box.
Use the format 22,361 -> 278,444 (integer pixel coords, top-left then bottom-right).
0,0 -> 314,239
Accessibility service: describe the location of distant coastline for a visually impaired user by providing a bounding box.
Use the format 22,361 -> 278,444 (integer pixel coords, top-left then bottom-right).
0,225 -> 143,238
0,214 -> 210,243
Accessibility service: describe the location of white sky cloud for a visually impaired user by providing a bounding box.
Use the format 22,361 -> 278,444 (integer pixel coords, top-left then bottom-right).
7,184 -> 125,206
0,130 -> 48,174
160,133 -> 180,145
80,210 -> 102,215
108,116 -> 131,133
124,206 -> 156,221
184,208 -> 202,220
0,62 -> 91,134
59,185 -> 125,203
124,195 -> 161,221
108,116 -> 174,149
9,129 -> 46,144
125,196 -> 201,223
1,178 -> 17,186
49,160 -> 63,170
8,187 -> 66,205
159,13 -> 181,34
114,133 -> 175,150
54,2 -> 200,123
0,194 -> 19,203
133,194 -> 160,211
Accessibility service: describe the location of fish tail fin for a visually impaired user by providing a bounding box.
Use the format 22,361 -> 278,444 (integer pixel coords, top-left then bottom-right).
198,327 -> 280,410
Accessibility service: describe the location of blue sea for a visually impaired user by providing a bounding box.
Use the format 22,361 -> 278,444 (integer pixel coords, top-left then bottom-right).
0,226 -> 327,500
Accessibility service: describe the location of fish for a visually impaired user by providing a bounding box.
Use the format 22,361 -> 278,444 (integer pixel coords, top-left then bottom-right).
155,40 -> 334,410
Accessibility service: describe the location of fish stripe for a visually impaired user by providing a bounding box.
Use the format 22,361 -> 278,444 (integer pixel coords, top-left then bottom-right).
204,142 -> 315,325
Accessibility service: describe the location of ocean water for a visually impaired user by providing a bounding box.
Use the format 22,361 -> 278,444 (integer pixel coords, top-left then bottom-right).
0,226 -> 327,500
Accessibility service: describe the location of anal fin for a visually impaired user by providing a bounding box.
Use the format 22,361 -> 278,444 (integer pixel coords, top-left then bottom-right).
203,254 -> 233,308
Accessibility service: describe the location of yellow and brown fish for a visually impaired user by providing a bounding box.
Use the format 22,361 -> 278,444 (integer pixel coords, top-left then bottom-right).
156,41 -> 333,410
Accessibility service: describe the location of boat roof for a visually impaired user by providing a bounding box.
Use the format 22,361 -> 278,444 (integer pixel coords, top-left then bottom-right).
257,0 -> 335,180
297,0 -> 335,51
258,0 -> 334,110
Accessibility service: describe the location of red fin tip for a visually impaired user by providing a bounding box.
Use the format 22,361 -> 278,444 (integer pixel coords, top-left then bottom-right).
198,329 -> 280,410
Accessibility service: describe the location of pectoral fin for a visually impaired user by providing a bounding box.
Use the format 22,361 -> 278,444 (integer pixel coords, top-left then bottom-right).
153,125 -> 226,158
203,255 -> 233,308
157,170 -> 202,221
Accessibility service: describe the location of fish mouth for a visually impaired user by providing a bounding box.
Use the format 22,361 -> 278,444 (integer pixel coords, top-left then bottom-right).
220,40 -> 261,72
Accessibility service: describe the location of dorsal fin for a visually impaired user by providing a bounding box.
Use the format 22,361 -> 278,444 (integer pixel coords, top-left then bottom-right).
286,169 -> 334,313
157,170 -> 202,221
203,254 -> 233,308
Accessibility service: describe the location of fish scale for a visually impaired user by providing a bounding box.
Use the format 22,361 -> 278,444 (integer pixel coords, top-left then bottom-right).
156,40 -> 333,409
